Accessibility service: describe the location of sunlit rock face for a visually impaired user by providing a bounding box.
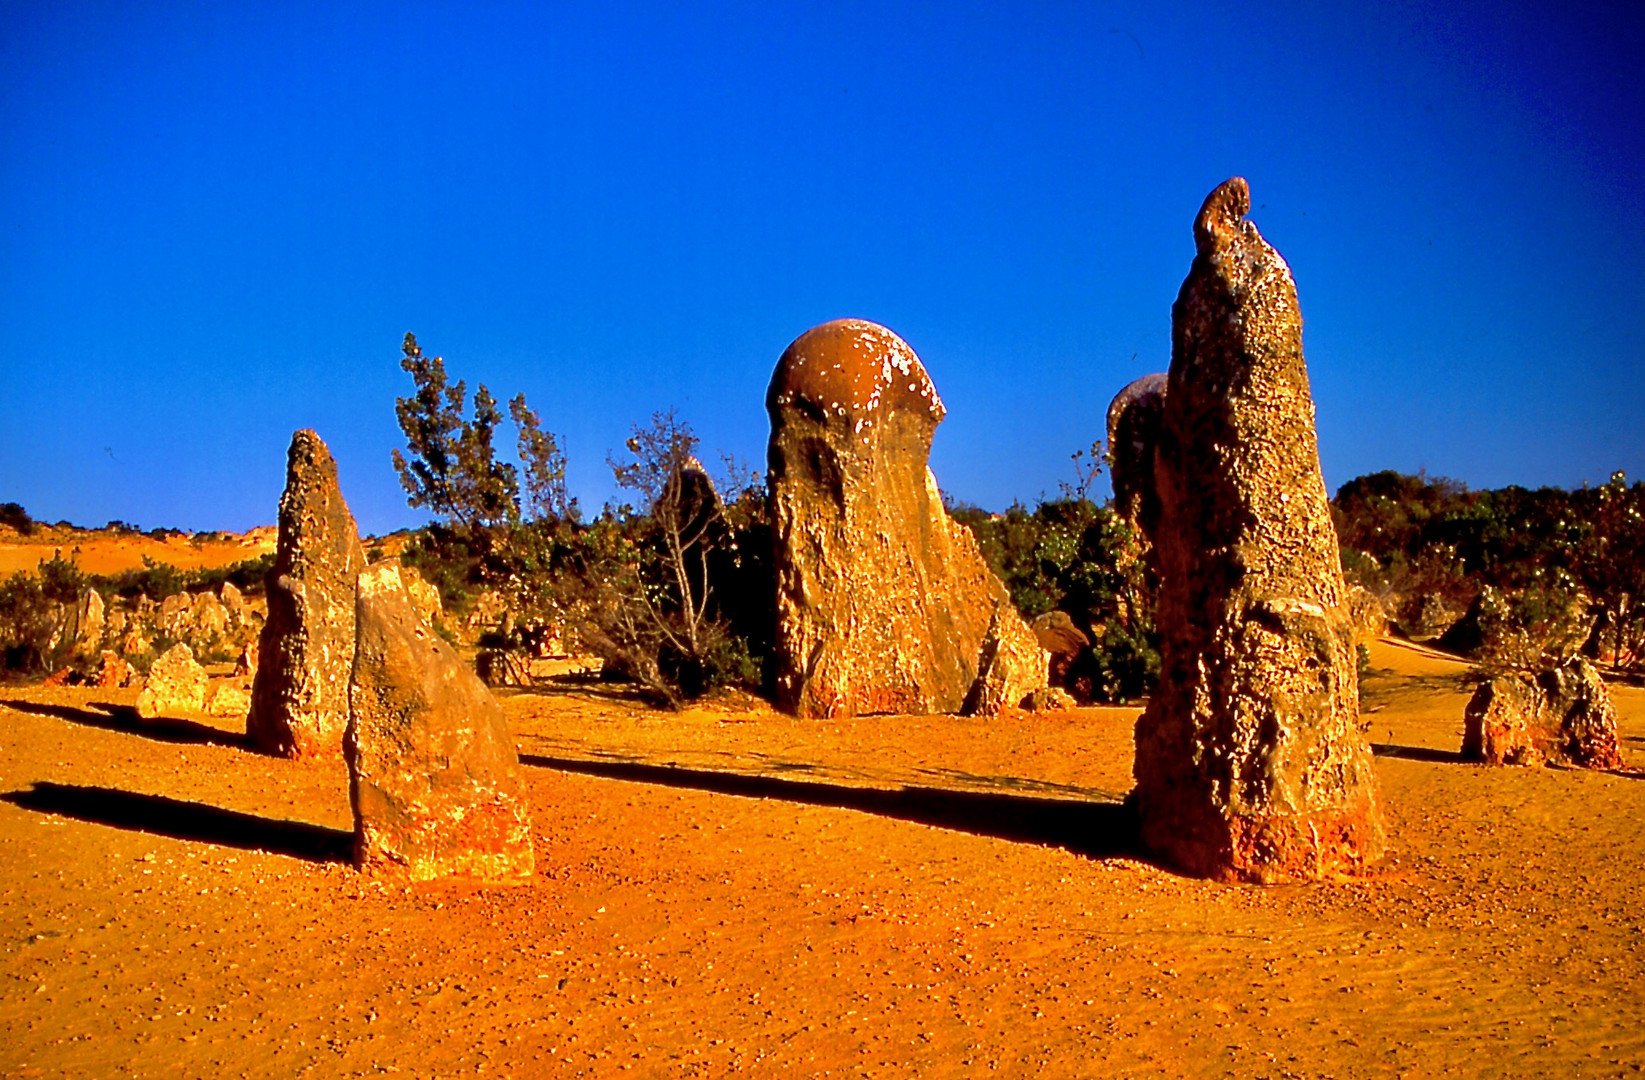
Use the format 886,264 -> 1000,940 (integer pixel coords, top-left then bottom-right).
135,643 -> 208,719
766,319 -> 1046,718
247,429 -> 366,758
346,561 -> 535,883
1126,178 -> 1386,883
1463,657 -> 1622,769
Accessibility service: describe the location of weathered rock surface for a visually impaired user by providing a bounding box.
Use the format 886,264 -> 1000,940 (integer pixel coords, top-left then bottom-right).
347,562 -> 535,882
399,566 -> 444,630
1462,657 -> 1622,769
1123,178 -> 1386,883
247,430 -> 366,758
135,643 -> 209,719
204,679 -> 252,718
766,318 -> 1047,717
1106,372 -> 1169,535
93,650 -> 134,689
72,588 -> 105,659
1031,610 -> 1091,690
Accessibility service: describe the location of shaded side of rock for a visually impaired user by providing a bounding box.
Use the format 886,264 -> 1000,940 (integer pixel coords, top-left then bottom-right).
767,319 -> 1047,717
135,643 -> 209,719
247,430 -> 366,758
1106,372 -> 1168,536
346,562 -> 535,883
1127,178 -> 1385,883
1031,610 -> 1092,690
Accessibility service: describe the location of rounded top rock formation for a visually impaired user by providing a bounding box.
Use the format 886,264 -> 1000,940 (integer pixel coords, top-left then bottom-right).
767,319 -> 945,431
1192,175 -> 1251,257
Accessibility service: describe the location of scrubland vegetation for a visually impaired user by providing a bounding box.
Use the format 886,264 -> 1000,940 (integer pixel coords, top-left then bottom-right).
4,335 -> 1640,699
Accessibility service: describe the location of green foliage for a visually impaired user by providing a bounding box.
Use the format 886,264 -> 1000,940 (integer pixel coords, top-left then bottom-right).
587,411 -> 758,705
1333,469 -> 1645,671
0,502 -> 36,535
953,496 -> 1159,704
511,393 -> 573,522
0,552 -> 84,672
391,332 -> 523,531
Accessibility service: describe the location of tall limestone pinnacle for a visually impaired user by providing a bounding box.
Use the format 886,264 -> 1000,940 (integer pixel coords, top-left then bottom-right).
347,560 -> 535,882
1117,178 -> 1386,882
766,318 -> 1047,718
247,429 -> 367,758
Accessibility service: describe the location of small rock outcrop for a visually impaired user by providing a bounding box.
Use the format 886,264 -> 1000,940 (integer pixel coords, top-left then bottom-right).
1031,610 -> 1091,690
93,650 -> 134,689
347,562 -> 535,883
247,430 -> 366,758
1462,657 -> 1622,768
1106,372 -> 1169,535
204,679 -> 252,718
135,643 -> 209,719
766,319 -> 1047,717
1116,178 -> 1386,883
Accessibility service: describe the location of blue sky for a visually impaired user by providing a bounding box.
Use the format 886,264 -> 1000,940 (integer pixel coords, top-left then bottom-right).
2,1 -> 1641,534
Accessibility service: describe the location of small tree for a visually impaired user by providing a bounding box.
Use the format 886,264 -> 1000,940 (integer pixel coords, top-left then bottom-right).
391,332 -> 522,531
567,410 -> 758,706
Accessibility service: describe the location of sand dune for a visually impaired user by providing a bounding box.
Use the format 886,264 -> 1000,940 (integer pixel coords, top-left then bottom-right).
0,638 -> 1640,1077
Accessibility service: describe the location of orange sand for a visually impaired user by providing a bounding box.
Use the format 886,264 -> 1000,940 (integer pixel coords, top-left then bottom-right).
0,527 -> 277,579
1,638 -> 1642,1077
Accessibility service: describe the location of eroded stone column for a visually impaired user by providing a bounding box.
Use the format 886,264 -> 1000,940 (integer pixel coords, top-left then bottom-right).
767,319 -> 1046,717
247,429 -> 366,757
347,561 -> 535,883
1128,178 -> 1386,882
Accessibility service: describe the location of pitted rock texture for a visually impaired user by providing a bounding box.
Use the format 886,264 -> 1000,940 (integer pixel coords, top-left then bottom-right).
247,430 -> 366,758
1462,657 -> 1622,769
767,319 -> 1047,718
1126,178 -> 1386,883
135,643 -> 209,719
1106,372 -> 1169,535
93,650 -> 134,689
1031,610 -> 1091,690
347,562 -> 535,883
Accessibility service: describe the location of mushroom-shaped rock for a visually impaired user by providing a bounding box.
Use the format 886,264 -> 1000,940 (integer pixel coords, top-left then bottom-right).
247,430 -> 367,758
1125,179 -> 1386,882
346,561 -> 535,882
767,318 -> 1047,717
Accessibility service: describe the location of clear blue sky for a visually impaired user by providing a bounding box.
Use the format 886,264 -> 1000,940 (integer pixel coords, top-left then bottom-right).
2,1 -> 1641,534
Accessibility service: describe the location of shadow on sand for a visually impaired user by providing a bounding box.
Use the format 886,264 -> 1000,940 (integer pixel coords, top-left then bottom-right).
0,782 -> 351,863
0,698 -> 247,750
521,754 -> 1141,861
1370,742 -> 1466,765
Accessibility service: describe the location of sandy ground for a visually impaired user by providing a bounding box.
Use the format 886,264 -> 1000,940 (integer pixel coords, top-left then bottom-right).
1,638 -> 1642,1078
0,528 -> 277,579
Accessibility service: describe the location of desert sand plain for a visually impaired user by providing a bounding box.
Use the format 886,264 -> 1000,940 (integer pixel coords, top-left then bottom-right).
0,631 -> 1642,1079
0,528 -> 277,580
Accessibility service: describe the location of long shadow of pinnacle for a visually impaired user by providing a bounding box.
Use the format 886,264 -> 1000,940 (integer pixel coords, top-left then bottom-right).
521,754 -> 1141,861
1,698 -> 247,750
1370,742 -> 1466,765
1,782 -> 351,863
